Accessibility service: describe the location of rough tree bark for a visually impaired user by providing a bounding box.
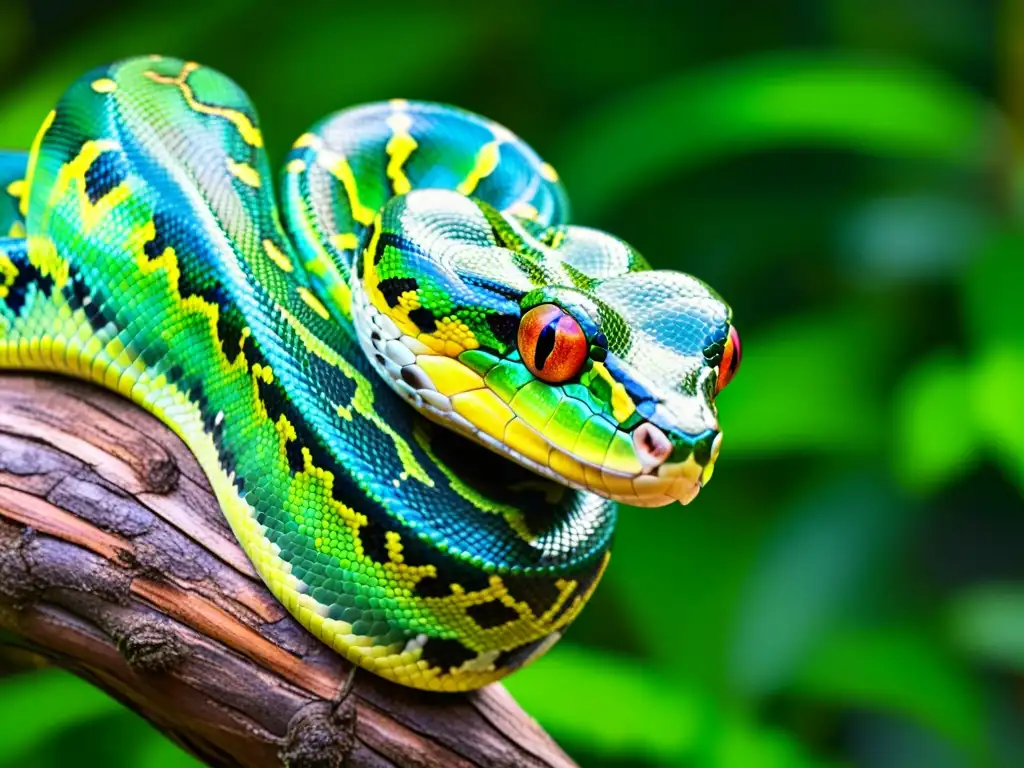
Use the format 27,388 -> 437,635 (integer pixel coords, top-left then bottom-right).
0,373 -> 578,768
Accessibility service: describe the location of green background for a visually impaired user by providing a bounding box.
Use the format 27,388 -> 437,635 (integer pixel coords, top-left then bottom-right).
1,0 -> 1022,766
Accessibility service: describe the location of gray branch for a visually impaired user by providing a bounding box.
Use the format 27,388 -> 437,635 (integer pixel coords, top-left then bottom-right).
0,374 -> 577,768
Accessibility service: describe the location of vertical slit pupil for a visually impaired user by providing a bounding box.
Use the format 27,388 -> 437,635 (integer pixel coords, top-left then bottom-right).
534,319 -> 559,371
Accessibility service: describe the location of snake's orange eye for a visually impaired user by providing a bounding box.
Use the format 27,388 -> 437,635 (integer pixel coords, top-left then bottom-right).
716,325 -> 742,393
518,304 -> 588,383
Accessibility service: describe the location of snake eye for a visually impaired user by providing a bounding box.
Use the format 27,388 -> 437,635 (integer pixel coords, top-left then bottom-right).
518,304 -> 588,383
716,325 -> 742,393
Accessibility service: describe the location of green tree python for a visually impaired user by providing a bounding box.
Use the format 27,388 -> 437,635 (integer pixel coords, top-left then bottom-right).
0,57 -> 740,692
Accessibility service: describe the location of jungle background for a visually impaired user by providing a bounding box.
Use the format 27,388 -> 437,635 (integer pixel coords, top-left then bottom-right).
0,0 -> 1021,766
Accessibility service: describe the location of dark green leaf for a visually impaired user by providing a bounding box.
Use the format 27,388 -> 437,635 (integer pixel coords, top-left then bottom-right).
949,585 -> 1024,671
893,351 -> 980,493
553,54 -> 997,218
721,308 -> 892,455
729,476 -> 905,698
792,626 -> 988,761
0,669 -> 123,763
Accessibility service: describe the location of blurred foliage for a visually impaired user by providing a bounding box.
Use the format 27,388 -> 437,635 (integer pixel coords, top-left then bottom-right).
1,0 -> 1023,766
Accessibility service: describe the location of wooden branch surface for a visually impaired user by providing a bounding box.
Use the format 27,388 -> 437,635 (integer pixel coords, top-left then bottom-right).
0,373 -> 578,768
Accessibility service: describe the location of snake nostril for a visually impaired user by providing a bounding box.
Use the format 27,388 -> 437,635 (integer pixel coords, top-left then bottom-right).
633,422 -> 672,472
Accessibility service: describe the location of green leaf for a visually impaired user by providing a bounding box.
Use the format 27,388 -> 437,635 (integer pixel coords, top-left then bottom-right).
133,731 -> 201,768
228,7 -> 487,163
0,669 -> 201,768
893,343 -> 1024,495
506,643 -> 702,763
703,715 -> 841,768
729,476 -> 905,698
961,233 -> 1024,353
0,5 -> 486,176
506,643 -> 831,767
792,626 -> 988,762
970,345 -> 1024,490
0,669 -> 123,763
553,53 -> 997,218
949,585 -> 1024,672
720,308 -> 891,456
0,0 -> 247,150
602,486 -> 773,685
893,351 -> 980,493
837,195 -> 984,286
0,2 -> 28,77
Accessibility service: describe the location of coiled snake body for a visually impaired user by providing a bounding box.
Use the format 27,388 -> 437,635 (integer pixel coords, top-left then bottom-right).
0,57 -> 739,691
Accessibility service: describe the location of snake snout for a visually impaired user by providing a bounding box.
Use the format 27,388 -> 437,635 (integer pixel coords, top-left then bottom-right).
642,420 -> 723,498
667,428 -> 721,488
637,398 -> 720,470
625,413 -> 723,506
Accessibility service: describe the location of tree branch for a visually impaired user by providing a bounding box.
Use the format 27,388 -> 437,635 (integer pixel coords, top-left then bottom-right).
0,374 -> 578,768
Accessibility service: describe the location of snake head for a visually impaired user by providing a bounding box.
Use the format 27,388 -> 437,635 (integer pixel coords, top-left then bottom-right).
353,189 -> 740,507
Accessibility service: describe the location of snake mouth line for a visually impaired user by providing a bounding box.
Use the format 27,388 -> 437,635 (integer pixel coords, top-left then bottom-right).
417,398 -> 708,508
355,298 -> 716,507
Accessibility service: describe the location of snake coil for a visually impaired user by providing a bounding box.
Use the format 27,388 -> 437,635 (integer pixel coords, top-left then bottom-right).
0,57 -> 737,691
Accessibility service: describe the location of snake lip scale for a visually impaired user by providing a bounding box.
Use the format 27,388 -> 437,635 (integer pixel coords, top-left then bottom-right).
0,56 -> 739,691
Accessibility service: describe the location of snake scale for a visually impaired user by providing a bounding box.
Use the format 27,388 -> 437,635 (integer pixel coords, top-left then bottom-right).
0,57 -> 739,691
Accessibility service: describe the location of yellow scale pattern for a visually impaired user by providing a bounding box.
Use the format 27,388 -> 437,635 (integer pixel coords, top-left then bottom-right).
0,135 -> 539,691
1,61 -> 644,692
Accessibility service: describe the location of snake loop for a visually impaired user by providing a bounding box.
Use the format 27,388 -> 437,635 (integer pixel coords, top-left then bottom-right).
0,57 -> 737,691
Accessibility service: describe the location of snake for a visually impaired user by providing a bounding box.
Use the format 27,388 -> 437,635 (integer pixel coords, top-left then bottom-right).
0,56 -> 740,692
